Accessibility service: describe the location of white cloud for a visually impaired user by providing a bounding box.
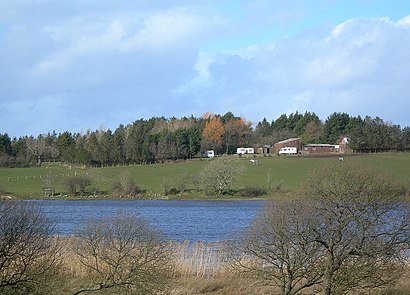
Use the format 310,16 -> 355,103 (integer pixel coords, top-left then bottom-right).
175,15 -> 410,125
1,1 -> 410,137
34,19 -> 127,74
30,7 -> 222,76
397,15 -> 410,26
123,9 -> 210,50
327,19 -> 353,40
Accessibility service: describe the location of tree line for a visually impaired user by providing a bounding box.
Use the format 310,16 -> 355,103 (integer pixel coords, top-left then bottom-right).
1,111 -> 410,167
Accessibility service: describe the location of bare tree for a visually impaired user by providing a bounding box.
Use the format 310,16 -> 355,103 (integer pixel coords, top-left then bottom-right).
0,201 -> 61,295
176,172 -> 190,194
199,157 -> 243,196
63,175 -> 92,196
25,136 -> 47,166
231,163 -> 410,295
25,135 -> 58,166
306,162 -> 410,295
230,200 -> 323,295
111,173 -> 143,198
72,212 -> 172,295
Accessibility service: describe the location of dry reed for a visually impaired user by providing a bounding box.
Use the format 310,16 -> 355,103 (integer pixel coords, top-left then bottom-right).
58,238 -> 230,280
30,237 -> 410,294
170,240 -> 229,278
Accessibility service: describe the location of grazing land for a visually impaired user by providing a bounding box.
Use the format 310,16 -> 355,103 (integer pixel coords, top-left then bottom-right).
0,153 -> 409,199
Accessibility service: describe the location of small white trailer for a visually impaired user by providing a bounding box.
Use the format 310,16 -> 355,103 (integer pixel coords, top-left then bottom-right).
279,147 -> 298,155
236,147 -> 255,154
205,150 -> 215,158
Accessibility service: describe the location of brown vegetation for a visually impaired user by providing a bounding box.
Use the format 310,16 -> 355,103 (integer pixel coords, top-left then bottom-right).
0,201 -> 62,295
231,162 -> 410,295
71,213 -> 172,295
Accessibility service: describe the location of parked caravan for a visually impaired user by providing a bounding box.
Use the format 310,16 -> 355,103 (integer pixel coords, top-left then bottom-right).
236,147 -> 255,154
205,150 -> 215,158
279,147 -> 298,155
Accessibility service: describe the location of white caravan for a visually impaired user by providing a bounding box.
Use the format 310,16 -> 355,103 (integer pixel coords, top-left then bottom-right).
279,147 -> 298,155
205,150 -> 215,158
236,147 -> 255,154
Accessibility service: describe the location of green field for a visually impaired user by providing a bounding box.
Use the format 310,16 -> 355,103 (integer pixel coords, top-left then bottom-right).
0,153 -> 409,199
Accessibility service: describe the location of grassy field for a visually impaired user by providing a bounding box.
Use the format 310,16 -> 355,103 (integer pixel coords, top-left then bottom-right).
0,153 -> 409,199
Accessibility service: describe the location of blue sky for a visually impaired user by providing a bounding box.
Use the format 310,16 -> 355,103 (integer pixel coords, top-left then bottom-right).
1,0 -> 410,137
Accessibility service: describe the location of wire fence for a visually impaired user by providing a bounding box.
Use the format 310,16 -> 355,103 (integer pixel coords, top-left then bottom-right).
1,171 -> 111,183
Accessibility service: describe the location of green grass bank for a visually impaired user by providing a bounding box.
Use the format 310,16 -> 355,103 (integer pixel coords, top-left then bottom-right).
0,153 -> 409,199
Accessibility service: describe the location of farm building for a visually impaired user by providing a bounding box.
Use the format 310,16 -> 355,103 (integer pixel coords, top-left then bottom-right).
256,145 -> 273,154
337,136 -> 351,153
303,144 -> 336,154
273,138 -> 302,154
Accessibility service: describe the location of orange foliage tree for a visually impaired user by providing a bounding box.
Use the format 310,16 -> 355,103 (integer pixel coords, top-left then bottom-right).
202,117 -> 225,151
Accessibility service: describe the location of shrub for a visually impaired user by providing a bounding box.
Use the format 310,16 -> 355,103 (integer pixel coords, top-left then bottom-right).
199,158 -> 243,196
162,178 -> 171,196
0,201 -> 62,294
168,187 -> 179,195
0,154 -> 30,168
239,186 -> 267,198
112,174 -> 143,198
63,175 -> 92,196
270,180 -> 284,193
176,172 -> 190,194
72,212 -> 172,295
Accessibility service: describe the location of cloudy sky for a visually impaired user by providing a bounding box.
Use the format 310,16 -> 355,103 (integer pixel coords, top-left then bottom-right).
1,0 -> 410,137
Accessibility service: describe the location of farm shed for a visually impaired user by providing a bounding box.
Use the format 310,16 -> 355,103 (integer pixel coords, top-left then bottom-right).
337,136 -> 351,153
303,144 -> 336,154
257,145 -> 273,154
273,138 -> 302,154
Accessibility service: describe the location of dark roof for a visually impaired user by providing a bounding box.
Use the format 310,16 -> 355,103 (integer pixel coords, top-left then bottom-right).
304,144 -> 336,147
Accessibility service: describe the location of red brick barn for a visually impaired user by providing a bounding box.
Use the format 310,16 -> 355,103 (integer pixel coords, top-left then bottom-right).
303,144 -> 336,154
337,136 -> 351,153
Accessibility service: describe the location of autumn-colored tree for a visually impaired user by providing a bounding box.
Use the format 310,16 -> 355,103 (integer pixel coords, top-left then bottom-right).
200,112 -> 215,120
202,117 -> 225,151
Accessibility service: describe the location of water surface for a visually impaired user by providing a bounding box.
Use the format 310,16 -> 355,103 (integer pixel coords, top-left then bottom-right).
31,200 -> 265,242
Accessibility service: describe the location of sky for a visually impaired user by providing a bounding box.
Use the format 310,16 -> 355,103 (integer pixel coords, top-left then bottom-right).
1,0 -> 410,137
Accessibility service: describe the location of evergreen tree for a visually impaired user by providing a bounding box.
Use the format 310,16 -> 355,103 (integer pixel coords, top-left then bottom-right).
255,118 -> 272,137
0,133 -> 12,155
322,112 -> 351,143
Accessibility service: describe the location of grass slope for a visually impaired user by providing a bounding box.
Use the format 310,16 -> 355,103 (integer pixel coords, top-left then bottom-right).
0,153 -> 409,199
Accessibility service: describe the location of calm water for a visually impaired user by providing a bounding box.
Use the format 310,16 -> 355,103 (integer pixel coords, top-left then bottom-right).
30,200 -> 265,242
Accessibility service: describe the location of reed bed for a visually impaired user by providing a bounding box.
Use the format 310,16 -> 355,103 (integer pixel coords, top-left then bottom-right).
47,238 -> 410,294
170,240 -> 229,278
58,238 -> 230,280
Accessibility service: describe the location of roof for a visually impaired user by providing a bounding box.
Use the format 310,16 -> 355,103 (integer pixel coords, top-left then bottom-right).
304,144 -> 336,147
275,138 -> 302,145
